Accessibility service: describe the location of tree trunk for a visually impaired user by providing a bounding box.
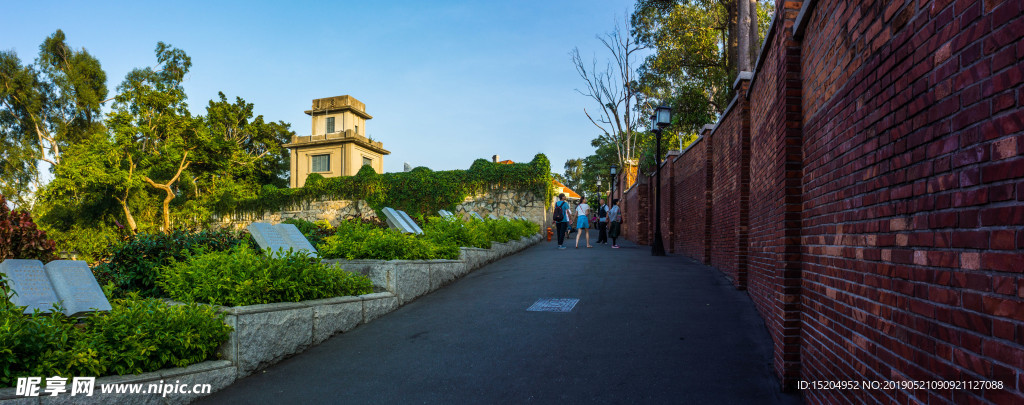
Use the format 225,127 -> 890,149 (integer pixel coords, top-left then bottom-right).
749,0 -> 760,66
115,197 -> 138,234
726,0 -> 738,78
737,0 -> 752,71
142,152 -> 191,234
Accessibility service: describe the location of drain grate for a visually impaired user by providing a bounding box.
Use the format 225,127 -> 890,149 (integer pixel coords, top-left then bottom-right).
527,298 -> 579,312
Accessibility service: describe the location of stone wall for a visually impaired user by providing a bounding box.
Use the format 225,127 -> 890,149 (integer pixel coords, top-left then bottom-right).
453,190 -> 547,225
211,188 -> 547,231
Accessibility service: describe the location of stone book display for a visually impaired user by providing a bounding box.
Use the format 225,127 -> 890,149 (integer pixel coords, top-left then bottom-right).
397,210 -> 425,235
471,212 -> 484,221
488,214 -> 499,220
247,222 -> 317,256
382,207 -> 415,234
0,259 -> 112,316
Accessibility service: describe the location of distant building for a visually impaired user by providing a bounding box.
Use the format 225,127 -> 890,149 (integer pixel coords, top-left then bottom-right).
552,179 -> 580,202
285,95 -> 391,188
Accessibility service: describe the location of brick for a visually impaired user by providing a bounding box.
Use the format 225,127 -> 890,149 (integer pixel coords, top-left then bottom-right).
952,188 -> 989,206
979,206 -> 1024,226
952,231 -> 989,248
988,183 -> 1016,201
982,252 -> 1024,272
993,276 -> 1017,295
993,136 -> 1020,160
991,230 -> 1016,250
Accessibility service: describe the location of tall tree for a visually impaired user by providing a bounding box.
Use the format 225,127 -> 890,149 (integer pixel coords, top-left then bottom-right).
0,30 -> 107,207
631,0 -> 770,139
633,0 -> 760,78
571,19 -> 647,169
107,42 -> 203,233
202,92 -> 291,189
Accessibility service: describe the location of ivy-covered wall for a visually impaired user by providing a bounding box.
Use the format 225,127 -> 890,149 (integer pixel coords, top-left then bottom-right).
211,154 -> 552,228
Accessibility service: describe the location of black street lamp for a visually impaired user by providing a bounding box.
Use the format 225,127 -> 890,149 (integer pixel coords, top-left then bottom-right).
650,105 -> 671,256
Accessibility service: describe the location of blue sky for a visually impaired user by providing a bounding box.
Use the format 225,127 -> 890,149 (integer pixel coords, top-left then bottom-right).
2,0 -> 640,176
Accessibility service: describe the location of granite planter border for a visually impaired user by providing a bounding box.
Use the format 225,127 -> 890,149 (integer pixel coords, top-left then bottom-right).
0,360 -> 236,405
216,292 -> 398,378
322,233 -> 542,304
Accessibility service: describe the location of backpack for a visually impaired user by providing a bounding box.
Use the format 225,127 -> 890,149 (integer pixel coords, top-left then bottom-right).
553,201 -> 565,222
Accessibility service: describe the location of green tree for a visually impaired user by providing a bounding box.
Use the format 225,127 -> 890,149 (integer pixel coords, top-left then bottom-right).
0,30 -> 107,207
202,92 -> 291,188
106,42 -> 203,233
628,0 -> 772,173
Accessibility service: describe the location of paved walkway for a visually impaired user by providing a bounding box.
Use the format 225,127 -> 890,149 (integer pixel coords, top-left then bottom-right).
199,238 -> 803,404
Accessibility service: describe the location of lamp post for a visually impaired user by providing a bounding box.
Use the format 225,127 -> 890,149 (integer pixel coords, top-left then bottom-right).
596,178 -> 602,198
651,105 -> 671,256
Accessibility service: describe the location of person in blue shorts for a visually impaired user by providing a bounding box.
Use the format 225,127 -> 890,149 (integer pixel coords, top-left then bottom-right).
574,196 -> 592,248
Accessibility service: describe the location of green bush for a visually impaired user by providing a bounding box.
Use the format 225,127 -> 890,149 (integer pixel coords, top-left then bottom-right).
281,218 -> 336,248
158,245 -> 374,306
319,217 -> 538,261
226,153 -> 552,220
0,294 -> 231,388
318,220 -> 460,260
423,216 -> 492,249
86,295 -> 232,375
92,229 -> 247,298
44,224 -> 122,264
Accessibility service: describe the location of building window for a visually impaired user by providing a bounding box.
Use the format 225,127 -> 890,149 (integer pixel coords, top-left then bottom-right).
355,124 -> 359,135
326,117 -> 335,133
311,154 -> 330,172
362,157 -> 372,167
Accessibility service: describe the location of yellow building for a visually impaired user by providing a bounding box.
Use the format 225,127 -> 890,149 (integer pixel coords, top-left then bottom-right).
285,95 -> 390,188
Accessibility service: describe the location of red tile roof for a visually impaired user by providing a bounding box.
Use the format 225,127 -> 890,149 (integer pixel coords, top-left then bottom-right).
552,179 -> 580,199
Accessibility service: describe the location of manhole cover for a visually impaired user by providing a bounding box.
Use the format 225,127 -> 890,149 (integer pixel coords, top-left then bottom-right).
527,298 -> 579,312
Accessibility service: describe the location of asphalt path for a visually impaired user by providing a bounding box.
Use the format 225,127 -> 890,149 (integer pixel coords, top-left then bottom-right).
199,237 -> 803,405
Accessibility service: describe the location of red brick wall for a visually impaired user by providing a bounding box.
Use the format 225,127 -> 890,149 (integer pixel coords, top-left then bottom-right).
747,0 -> 806,387
621,176 -> 650,245
619,0 -> 1024,401
797,0 -> 1024,403
670,136 -> 713,261
710,85 -> 752,288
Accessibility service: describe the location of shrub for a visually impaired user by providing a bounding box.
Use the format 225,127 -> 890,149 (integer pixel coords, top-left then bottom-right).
158,245 -> 374,306
423,216 -> 492,249
43,224 -> 122,264
282,218 -> 336,248
318,220 -> 459,260
85,294 -> 233,375
0,294 -> 231,388
318,217 -> 537,261
0,193 -> 56,262
317,219 -> 458,260
92,229 -> 247,298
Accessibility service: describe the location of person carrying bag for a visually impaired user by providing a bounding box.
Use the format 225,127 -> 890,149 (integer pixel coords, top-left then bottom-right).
608,199 -> 622,248
552,193 -> 571,249
596,198 -> 609,244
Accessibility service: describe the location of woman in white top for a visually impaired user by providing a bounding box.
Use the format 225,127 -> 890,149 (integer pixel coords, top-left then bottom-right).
575,196 -> 592,248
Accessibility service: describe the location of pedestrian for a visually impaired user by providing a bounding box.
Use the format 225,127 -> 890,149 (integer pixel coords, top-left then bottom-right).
552,193 -> 571,249
608,198 -> 621,248
575,196 -> 592,248
596,198 -> 609,244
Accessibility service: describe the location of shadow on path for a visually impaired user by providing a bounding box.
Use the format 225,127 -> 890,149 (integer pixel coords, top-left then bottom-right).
199,238 -> 803,404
